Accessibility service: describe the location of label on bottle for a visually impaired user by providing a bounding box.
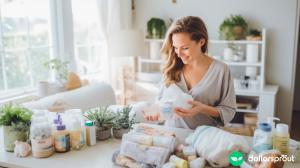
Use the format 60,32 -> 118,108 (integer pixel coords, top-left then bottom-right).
54,133 -> 70,152
31,137 -> 54,157
71,130 -> 85,150
273,136 -> 289,155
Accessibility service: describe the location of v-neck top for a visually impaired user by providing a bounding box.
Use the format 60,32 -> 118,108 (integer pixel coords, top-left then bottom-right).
182,59 -> 216,92
157,59 -> 236,129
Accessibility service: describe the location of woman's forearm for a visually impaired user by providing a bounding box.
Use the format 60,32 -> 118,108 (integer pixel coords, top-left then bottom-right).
200,104 -> 220,117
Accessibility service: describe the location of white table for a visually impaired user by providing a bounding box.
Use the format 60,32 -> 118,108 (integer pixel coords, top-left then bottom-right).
0,125 -> 299,168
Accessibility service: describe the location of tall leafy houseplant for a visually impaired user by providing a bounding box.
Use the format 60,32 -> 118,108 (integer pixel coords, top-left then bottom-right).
0,104 -> 32,152
85,106 -> 115,140
147,18 -> 167,39
219,15 -> 248,40
44,58 -> 69,83
112,106 -> 135,139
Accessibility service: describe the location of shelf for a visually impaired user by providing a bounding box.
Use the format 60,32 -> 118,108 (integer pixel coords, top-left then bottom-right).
145,39 -> 263,45
145,39 -> 164,43
209,40 -> 263,44
235,85 -> 279,96
223,61 -> 262,67
236,109 -> 258,113
139,58 -> 163,64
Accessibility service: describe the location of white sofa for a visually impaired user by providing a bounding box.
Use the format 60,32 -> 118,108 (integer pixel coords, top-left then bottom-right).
22,82 -> 116,111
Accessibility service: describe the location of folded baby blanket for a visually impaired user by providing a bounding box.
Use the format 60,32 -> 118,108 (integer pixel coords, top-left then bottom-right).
185,125 -> 250,167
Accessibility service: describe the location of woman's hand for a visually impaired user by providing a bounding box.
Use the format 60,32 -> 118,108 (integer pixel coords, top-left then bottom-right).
143,110 -> 160,122
174,100 -> 220,118
174,100 -> 205,117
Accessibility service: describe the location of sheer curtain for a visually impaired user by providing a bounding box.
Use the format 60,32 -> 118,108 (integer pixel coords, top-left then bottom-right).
96,0 -> 132,83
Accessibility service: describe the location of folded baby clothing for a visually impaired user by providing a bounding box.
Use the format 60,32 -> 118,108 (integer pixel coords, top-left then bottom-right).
185,125 -> 250,167
122,132 -> 176,153
112,148 -> 154,168
133,123 -> 176,137
118,124 -> 178,167
120,140 -> 170,167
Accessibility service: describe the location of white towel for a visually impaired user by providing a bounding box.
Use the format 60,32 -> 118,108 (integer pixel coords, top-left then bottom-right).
185,126 -> 250,167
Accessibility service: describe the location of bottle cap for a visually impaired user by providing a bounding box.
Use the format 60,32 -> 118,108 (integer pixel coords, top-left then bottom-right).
85,121 -> 94,126
276,123 -> 289,134
258,122 -> 271,132
56,124 -> 66,130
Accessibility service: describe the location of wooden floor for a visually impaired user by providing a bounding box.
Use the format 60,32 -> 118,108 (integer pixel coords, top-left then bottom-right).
291,111 -> 300,141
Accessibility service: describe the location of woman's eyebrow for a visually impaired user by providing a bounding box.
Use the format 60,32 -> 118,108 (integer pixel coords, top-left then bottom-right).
173,44 -> 190,48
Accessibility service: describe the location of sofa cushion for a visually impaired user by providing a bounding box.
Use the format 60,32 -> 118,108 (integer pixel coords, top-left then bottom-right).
23,82 -> 116,111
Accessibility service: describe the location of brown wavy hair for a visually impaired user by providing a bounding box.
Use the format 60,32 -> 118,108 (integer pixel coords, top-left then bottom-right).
160,16 -> 208,86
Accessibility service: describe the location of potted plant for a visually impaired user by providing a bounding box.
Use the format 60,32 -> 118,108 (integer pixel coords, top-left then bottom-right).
84,106 -> 115,141
0,104 -> 32,152
246,29 -> 262,41
219,15 -> 248,40
112,106 -> 135,139
147,17 -> 167,59
147,18 -> 167,39
44,58 -> 69,84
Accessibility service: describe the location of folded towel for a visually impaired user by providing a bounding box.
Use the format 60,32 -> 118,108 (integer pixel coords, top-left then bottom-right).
120,140 -> 170,167
185,125 -> 250,167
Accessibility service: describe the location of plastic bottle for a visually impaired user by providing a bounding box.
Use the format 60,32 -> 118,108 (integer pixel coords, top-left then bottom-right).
267,117 -> 280,147
273,123 -> 289,155
160,100 -> 173,120
53,123 -> 71,153
253,122 -> 272,154
85,121 -> 96,146
70,119 -> 85,150
30,112 -> 54,158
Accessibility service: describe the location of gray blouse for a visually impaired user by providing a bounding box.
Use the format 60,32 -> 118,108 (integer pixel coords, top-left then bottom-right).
158,59 -> 236,129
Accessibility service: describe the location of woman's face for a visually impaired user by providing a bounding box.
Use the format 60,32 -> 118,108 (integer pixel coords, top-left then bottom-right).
172,32 -> 205,64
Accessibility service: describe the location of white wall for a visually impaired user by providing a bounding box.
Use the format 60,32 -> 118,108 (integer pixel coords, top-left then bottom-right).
133,0 -> 299,126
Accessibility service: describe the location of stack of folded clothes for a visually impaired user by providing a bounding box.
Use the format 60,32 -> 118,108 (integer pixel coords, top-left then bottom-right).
112,124 -> 177,168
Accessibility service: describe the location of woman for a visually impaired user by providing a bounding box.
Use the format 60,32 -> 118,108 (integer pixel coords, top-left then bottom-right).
145,16 -> 236,129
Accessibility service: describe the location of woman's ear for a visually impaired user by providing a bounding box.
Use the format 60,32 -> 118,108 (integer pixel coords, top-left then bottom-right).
199,39 -> 206,46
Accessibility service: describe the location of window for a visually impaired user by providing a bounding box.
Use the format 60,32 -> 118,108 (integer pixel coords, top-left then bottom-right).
71,0 -> 104,76
0,0 -> 53,95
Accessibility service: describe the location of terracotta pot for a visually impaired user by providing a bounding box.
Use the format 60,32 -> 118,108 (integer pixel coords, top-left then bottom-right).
112,128 -> 129,139
95,127 -> 111,141
3,126 -> 28,152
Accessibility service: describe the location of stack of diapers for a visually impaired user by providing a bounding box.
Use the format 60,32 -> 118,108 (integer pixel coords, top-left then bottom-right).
115,124 -> 177,167
185,125 -> 250,167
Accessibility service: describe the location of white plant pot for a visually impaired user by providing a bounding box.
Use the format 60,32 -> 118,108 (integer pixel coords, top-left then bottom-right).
223,48 -> 233,61
149,41 -> 162,59
37,81 -> 49,98
246,44 -> 259,63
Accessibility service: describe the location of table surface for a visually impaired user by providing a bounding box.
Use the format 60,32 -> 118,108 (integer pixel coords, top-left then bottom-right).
0,124 -> 299,168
